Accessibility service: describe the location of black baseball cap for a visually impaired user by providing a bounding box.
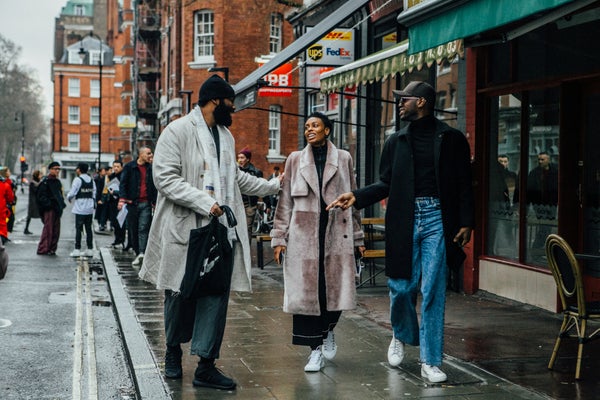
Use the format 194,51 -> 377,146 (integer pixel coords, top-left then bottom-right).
392,81 -> 436,105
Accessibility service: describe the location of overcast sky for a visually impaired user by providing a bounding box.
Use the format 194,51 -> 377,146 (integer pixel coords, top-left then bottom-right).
0,0 -> 67,118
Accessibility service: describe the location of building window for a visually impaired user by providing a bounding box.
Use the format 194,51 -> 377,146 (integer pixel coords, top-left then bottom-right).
89,50 -> 103,66
74,5 -> 85,16
90,80 -> 100,98
68,134 -> 80,151
90,106 -> 100,125
194,10 -> 214,62
68,78 -> 80,97
68,106 -> 80,124
90,134 -> 99,152
270,13 -> 283,54
268,105 -> 281,154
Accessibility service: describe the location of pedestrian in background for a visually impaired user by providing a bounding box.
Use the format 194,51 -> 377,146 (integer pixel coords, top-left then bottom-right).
237,146 -> 262,240
272,112 -> 364,372
118,146 -> 156,267
107,160 -> 125,248
94,166 -> 109,231
0,167 -> 16,236
66,163 -> 96,257
138,75 -> 280,390
36,162 -> 66,255
328,81 -> 474,383
0,168 -> 15,245
24,170 -> 42,235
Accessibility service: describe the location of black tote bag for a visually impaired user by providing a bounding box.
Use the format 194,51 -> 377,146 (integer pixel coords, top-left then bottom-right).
180,205 -> 237,298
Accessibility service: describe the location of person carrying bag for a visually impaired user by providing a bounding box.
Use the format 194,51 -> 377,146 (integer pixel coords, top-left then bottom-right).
180,205 -> 237,298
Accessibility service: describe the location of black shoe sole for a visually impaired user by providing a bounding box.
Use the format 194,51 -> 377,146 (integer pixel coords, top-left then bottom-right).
192,379 -> 236,390
164,371 -> 182,379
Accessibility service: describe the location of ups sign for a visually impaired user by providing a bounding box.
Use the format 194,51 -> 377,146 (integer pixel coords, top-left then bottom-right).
307,44 -> 323,62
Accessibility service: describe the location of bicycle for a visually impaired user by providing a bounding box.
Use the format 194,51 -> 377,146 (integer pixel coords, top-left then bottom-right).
252,201 -> 274,235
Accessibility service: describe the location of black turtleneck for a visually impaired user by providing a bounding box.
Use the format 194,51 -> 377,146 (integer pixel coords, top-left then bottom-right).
409,115 -> 438,198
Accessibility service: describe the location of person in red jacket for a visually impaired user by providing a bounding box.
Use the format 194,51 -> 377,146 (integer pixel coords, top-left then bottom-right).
0,168 -> 15,244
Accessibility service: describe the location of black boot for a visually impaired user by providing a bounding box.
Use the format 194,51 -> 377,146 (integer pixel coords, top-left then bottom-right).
164,345 -> 183,379
24,218 -> 32,234
193,358 -> 236,390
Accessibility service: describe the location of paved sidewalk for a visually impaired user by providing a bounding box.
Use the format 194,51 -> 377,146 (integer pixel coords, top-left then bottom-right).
102,242 -> 567,400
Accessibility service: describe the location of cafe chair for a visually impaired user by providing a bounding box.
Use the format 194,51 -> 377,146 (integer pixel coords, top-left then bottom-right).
545,234 -> 600,379
357,217 -> 386,288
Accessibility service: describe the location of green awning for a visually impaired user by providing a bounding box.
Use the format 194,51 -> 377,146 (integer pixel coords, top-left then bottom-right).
320,39 -> 463,93
399,0 -> 574,54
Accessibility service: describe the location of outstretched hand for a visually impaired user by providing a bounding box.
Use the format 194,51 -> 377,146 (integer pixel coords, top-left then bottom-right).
326,192 -> 356,211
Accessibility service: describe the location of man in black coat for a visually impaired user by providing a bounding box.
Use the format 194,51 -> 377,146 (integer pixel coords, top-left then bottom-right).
328,81 -> 474,383
36,162 -> 67,255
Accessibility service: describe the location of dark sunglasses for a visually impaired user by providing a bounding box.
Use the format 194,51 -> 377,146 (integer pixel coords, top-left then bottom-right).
396,96 -> 420,103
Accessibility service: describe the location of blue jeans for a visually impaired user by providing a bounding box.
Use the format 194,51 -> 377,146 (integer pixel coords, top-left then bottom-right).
127,202 -> 152,254
389,197 -> 447,366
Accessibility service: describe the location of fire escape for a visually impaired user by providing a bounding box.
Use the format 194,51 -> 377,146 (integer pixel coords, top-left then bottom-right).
133,0 -> 161,144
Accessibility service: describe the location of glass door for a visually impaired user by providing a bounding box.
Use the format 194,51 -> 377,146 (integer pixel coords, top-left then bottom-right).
582,82 -> 600,277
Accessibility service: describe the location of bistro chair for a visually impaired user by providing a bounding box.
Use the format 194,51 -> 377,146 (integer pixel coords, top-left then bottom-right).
357,217 -> 386,288
545,234 -> 600,379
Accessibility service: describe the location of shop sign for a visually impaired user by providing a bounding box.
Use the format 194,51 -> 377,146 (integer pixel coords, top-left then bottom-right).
258,63 -> 293,97
306,29 -> 355,66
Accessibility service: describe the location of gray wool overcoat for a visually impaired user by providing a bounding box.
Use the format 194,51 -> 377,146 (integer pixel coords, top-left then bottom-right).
271,141 -> 364,315
138,109 -> 280,293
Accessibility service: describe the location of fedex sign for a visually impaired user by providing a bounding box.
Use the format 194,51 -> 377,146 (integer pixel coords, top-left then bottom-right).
306,29 -> 355,66
258,62 -> 293,97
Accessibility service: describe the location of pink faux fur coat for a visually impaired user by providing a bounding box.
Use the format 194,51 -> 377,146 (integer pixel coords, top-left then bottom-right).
271,141 -> 364,315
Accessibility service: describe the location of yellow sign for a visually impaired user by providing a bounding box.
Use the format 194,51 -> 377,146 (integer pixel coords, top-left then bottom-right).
117,115 -> 136,128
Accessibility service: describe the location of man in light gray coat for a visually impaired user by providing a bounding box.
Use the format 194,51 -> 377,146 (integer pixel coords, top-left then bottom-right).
138,75 -> 280,390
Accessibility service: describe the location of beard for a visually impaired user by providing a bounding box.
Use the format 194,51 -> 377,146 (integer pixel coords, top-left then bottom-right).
213,103 -> 234,127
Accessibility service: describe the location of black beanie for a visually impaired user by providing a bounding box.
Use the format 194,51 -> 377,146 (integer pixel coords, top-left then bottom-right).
198,74 -> 235,103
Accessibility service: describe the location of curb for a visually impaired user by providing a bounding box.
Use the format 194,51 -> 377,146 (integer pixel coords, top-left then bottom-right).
101,248 -> 171,400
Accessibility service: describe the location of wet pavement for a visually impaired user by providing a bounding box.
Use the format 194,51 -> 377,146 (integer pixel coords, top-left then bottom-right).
101,237 -> 600,400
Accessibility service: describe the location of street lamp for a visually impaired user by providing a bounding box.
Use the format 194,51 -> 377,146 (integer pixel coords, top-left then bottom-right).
79,32 -> 103,171
208,66 -> 229,82
14,111 -> 25,189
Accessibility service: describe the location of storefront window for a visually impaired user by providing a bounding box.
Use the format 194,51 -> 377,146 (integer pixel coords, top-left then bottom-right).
525,88 -> 560,266
486,88 -> 560,267
487,94 -> 521,260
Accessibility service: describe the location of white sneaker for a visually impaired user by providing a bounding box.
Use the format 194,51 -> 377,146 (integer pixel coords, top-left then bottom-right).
84,249 -> 94,257
132,253 -> 144,267
322,330 -> 337,360
421,364 -> 447,383
70,249 -> 81,257
387,336 -> 404,367
304,347 -> 324,372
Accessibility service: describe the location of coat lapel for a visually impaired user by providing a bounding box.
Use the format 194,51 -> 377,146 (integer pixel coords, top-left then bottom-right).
299,145 -> 320,197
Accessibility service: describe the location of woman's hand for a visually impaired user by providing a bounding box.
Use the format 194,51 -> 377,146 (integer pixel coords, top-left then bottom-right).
274,245 -> 287,265
356,245 -> 366,257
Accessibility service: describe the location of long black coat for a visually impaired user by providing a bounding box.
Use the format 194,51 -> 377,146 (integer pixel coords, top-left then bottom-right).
354,118 -> 474,280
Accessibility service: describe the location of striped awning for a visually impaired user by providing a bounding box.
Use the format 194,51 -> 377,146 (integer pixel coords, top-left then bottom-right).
320,39 -> 463,93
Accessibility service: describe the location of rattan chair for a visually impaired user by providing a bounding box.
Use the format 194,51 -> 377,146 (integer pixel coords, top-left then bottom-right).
545,234 -> 600,379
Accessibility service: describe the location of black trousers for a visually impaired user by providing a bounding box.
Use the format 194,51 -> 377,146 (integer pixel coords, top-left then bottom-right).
164,290 -> 230,359
75,214 -> 93,250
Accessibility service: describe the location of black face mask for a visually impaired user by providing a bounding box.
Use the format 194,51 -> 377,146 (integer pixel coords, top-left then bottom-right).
213,101 -> 234,127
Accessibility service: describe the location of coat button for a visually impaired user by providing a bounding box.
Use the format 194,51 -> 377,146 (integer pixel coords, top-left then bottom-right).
343,235 -> 348,238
